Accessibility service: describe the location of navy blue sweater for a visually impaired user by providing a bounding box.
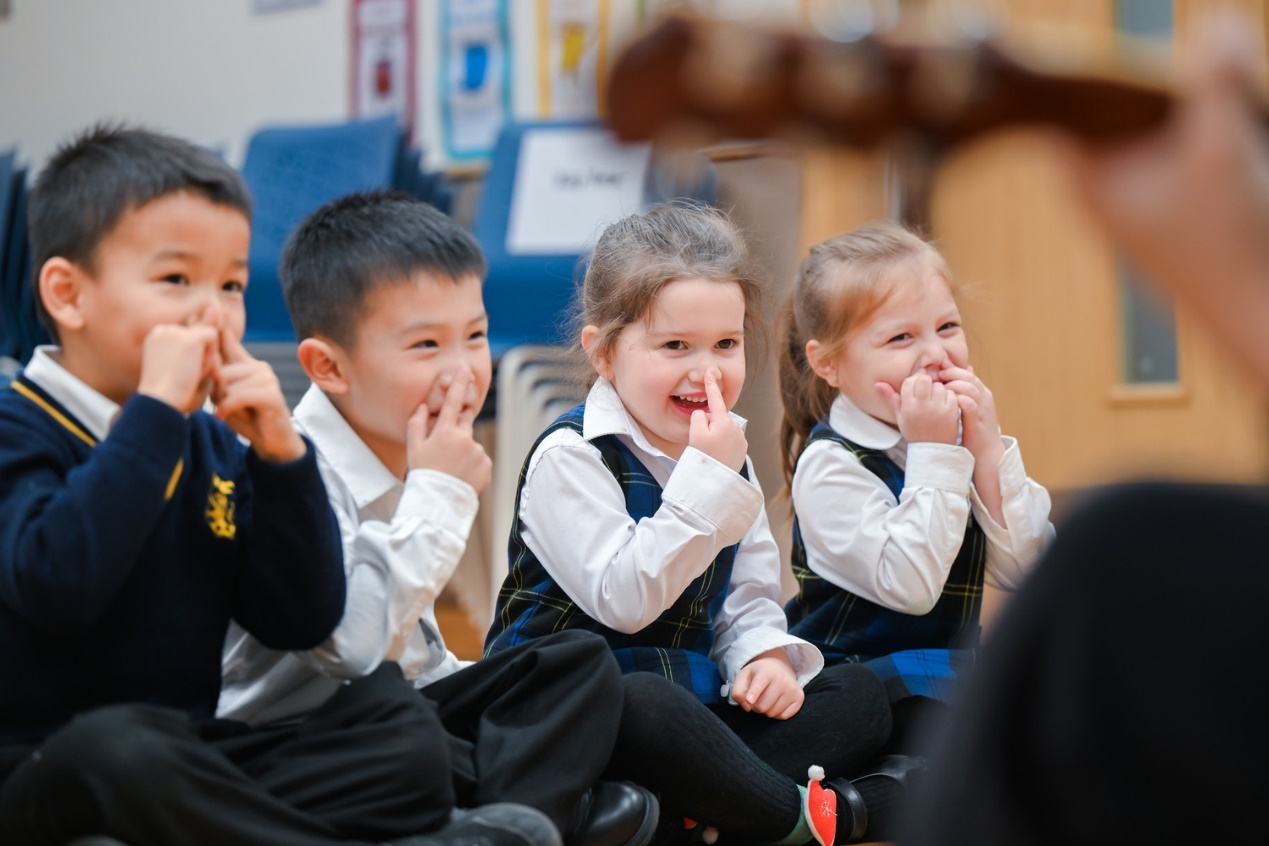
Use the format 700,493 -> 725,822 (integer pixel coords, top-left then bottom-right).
0,377 -> 346,744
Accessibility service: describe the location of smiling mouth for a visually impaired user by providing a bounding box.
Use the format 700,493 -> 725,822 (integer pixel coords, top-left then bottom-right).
671,395 -> 707,412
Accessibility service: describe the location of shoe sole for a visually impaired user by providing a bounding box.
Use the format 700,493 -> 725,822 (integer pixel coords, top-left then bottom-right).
619,791 -> 660,846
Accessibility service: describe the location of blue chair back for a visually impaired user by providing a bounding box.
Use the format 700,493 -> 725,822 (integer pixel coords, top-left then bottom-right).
1,166 -> 42,364
0,150 -> 17,360
473,121 -> 718,361
240,115 -> 403,341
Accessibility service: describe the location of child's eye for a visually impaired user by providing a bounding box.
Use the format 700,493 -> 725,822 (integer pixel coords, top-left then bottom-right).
716,338 -> 740,350
413,339 -> 440,350
664,340 -> 685,351
939,321 -> 961,333
887,333 -> 911,344
161,274 -> 189,286
468,329 -> 488,343
222,280 -> 246,293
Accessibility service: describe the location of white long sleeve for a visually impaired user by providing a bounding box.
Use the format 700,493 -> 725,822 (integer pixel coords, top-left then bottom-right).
218,386 -> 474,726
517,379 -> 822,689
792,393 -> 1053,615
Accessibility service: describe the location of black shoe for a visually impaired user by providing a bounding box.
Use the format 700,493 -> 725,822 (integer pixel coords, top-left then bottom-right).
827,754 -> 927,843
567,781 -> 660,846
389,803 -> 563,846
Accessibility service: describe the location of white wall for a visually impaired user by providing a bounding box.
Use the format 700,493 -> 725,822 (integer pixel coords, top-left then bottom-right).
0,1 -> 349,172
0,0 -> 805,175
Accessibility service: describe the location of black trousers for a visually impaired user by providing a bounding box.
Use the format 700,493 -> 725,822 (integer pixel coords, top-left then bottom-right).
420,630 -> 624,833
608,662 -> 892,841
0,663 -> 450,846
900,483 -> 1269,846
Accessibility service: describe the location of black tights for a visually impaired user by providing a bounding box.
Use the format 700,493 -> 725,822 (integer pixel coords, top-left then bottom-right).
607,664 -> 891,842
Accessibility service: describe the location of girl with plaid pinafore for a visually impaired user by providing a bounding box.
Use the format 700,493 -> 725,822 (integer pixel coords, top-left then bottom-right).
777,222 -> 1054,749
485,205 -> 910,846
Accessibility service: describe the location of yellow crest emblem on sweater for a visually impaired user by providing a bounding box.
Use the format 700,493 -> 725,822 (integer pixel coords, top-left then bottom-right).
205,474 -> 237,539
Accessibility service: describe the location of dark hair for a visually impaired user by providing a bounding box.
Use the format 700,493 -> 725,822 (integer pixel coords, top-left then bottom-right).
280,190 -> 486,348
27,123 -> 252,340
572,201 -> 766,384
777,220 -> 956,487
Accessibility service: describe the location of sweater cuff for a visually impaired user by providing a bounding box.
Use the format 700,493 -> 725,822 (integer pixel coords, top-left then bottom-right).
245,434 -> 326,496
108,394 -> 189,470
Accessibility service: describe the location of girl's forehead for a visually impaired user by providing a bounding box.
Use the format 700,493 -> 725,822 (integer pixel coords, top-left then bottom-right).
654,275 -> 744,306
875,267 -> 954,307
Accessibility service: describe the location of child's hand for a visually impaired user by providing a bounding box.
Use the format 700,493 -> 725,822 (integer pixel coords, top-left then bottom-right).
407,366 -> 492,493
730,648 -> 804,719
939,364 -> 1004,464
137,313 -> 221,414
688,367 -> 747,472
876,371 -> 960,444
941,363 -> 1007,524
213,327 -> 307,464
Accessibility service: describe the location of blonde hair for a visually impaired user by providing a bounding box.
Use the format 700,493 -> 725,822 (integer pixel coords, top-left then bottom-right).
572,202 -> 766,383
777,220 -> 956,486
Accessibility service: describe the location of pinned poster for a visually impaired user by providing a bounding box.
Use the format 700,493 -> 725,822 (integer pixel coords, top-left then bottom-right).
442,0 -> 511,162
537,0 -> 611,119
352,0 -> 417,138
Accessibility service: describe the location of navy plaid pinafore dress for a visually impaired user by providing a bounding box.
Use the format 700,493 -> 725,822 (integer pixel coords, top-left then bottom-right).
485,404 -> 740,705
784,422 -> 986,704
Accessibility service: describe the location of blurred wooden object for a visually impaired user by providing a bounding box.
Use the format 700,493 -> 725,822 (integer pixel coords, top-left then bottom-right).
606,4 -> 1269,496
607,12 -> 1183,152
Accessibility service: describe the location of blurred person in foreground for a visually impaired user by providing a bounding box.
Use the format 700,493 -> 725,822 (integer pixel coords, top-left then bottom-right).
900,8 -> 1269,845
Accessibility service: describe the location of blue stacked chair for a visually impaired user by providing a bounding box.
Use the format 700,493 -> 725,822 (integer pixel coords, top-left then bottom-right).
1,155 -> 43,378
0,149 -> 18,372
240,114 -> 404,344
238,115 -> 404,406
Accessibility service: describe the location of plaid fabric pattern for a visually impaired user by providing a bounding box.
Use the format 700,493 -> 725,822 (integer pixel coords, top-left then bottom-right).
485,404 -> 739,705
863,647 -> 978,704
784,421 -> 985,703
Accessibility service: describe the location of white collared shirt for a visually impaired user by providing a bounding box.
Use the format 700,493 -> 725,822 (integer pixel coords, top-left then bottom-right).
791,392 -> 1054,615
218,384 -> 477,726
22,347 -> 119,440
518,378 -> 824,692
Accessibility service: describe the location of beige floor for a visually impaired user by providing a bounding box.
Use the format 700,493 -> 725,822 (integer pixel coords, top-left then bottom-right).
435,592 -> 486,661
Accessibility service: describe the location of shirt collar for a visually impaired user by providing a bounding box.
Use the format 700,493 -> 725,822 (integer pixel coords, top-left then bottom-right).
292,383 -> 401,509
581,376 -> 748,460
827,392 -> 903,450
22,346 -> 121,442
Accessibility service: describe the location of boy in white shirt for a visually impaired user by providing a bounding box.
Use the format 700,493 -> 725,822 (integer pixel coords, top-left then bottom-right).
218,191 -> 656,846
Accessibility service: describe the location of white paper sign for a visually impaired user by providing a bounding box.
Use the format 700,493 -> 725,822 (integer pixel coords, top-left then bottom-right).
506,127 -> 651,255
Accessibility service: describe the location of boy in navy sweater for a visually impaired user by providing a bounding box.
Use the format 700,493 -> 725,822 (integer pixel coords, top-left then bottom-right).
0,126 -> 557,846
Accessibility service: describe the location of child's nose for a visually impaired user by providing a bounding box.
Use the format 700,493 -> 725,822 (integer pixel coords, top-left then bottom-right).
188,298 -> 222,329
426,366 -> 476,409
913,340 -> 945,372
